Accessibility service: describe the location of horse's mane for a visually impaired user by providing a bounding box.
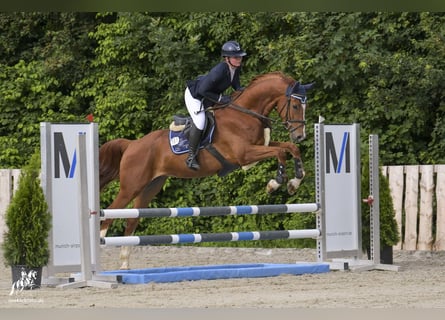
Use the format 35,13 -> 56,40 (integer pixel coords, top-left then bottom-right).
246,71 -> 294,88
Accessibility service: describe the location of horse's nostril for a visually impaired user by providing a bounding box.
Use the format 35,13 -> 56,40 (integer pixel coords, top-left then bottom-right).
294,135 -> 305,143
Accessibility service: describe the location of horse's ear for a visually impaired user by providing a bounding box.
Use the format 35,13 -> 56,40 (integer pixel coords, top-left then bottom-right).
303,82 -> 315,91
291,81 -> 314,96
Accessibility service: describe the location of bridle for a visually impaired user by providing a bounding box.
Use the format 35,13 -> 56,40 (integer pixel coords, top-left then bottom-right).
278,83 -> 307,133
206,83 -> 308,132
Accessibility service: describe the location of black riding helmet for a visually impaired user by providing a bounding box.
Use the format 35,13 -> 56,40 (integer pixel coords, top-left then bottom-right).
221,41 -> 247,57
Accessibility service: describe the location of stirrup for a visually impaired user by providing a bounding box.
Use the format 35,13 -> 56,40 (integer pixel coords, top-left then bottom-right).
186,155 -> 200,170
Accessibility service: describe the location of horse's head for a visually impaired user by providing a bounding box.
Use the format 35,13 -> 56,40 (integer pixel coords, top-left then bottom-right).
234,72 -> 314,143
279,81 -> 314,143
28,270 -> 37,280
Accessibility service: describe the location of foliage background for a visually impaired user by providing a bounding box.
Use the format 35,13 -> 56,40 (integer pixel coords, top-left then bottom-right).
1,12 -> 443,247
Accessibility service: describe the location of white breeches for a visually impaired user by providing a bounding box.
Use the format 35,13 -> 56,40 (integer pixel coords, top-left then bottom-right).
184,87 -> 205,130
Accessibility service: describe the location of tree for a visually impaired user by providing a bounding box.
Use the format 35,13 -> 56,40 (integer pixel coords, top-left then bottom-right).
2,151 -> 51,267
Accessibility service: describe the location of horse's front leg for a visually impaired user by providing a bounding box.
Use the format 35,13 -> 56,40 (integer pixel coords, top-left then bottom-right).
287,157 -> 305,195
266,163 -> 288,194
267,141 -> 305,195
237,143 -> 302,194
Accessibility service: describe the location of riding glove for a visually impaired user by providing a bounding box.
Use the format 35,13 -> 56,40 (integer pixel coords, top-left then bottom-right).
218,95 -> 231,104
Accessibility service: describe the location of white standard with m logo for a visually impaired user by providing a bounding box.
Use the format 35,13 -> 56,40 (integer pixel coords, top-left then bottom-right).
317,123 -> 362,259
40,122 -> 100,281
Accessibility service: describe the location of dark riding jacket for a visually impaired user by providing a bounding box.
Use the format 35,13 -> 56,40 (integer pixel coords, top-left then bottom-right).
187,62 -> 242,109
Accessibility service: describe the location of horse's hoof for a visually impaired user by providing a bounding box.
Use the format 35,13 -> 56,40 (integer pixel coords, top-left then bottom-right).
295,170 -> 306,180
266,179 -> 281,194
119,261 -> 130,270
99,230 -> 108,238
287,178 -> 302,195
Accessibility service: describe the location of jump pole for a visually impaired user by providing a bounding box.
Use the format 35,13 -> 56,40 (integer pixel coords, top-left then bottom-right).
100,203 -> 320,219
101,229 -> 321,246
100,204 -> 322,247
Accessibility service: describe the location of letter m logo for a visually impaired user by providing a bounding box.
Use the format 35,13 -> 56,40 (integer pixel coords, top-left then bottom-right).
325,131 -> 351,174
54,132 -> 77,179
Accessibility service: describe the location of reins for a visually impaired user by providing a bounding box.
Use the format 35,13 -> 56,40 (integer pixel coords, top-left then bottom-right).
206,84 -> 306,131
205,91 -> 274,127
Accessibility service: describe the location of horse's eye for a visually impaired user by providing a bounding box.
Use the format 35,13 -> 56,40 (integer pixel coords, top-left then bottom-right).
293,104 -> 300,110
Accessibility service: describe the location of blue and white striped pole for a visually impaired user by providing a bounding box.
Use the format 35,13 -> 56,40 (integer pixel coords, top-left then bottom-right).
101,229 -> 320,246
100,203 -> 320,219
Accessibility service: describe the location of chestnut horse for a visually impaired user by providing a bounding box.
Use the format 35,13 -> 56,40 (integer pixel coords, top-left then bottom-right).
99,71 -> 314,269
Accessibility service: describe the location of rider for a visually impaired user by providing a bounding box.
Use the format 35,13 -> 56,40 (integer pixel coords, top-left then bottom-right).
184,40 -> 247,170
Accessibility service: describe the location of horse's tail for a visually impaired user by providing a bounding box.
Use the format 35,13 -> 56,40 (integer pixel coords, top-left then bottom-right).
99,138 -> 132,191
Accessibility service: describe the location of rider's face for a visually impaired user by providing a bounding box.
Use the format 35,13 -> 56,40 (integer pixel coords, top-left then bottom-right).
226,56 -> 243,67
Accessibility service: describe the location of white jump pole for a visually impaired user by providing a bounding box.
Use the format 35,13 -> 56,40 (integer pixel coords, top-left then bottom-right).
100,203 -> 320,219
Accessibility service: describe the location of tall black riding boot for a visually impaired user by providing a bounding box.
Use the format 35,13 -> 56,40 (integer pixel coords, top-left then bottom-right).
185,124 -> 203,170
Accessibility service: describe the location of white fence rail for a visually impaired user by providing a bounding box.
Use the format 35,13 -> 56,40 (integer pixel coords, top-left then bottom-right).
2,166 -> 445,250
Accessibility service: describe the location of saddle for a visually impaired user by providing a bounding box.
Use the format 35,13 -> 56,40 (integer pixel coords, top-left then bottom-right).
168,111 -> 240,176
168,112 -> 216,154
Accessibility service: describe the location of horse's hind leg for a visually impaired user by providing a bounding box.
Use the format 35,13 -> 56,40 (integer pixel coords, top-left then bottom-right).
100,173 -> 151,237
119,176 -> 168,270
100,219 -> 113,238
100,186 -> 137,238
118,218 -> 138,270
